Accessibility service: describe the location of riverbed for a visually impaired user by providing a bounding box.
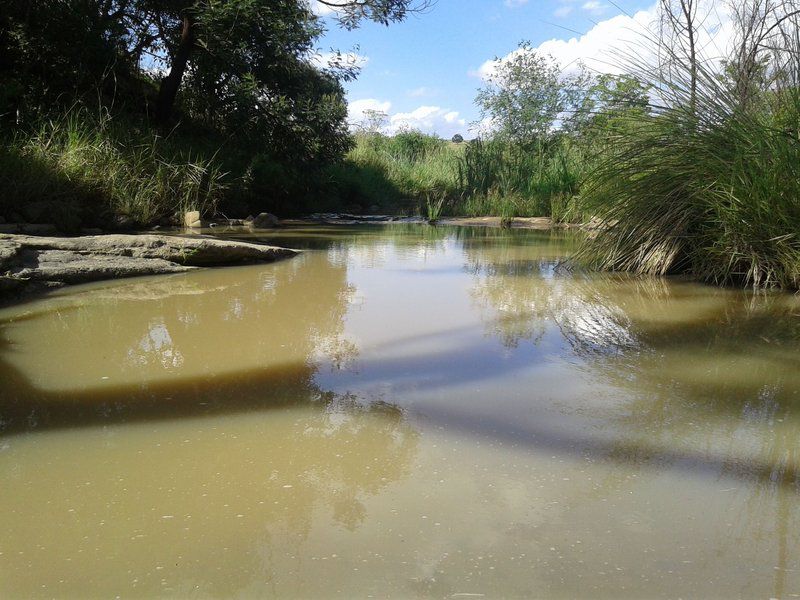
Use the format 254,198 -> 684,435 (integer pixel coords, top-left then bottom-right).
1,224 -> 798,598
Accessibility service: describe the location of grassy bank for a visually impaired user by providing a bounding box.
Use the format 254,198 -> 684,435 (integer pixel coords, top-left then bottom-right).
1,110 -> 224,231
577,84 -> 800,288
336,131 -> 586,221
0,108 -> 356,230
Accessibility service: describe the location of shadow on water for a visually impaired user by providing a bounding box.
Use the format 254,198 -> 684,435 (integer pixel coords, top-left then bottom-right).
1,313 -> 800,494
1,223 -> 799,499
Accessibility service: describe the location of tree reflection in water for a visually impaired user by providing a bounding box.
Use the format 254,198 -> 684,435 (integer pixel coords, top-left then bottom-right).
462,230 -> 800,591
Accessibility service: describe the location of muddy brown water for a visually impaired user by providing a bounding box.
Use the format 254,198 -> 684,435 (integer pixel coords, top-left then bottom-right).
1,224 -> 799,598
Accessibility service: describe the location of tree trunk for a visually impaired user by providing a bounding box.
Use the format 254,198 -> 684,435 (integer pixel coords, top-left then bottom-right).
679,0 -> 697,115
155,13 -> 195,124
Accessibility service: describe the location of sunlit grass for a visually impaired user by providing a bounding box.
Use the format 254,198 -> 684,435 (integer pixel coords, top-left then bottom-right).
1,108 -> 224,229
576,65 -> 800,288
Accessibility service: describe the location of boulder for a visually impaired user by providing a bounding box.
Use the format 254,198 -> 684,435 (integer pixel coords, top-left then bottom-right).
184,210 -> 204,228
252,212 -> 279,228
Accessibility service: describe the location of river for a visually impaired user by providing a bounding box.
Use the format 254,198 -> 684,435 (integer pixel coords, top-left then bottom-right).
1,224 -> 798,598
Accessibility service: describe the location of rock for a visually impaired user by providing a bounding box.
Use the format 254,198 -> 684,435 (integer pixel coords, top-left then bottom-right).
0,233 -> 298,300
252,212 -> 279,228
184,210 -> 204,228
0,224 -> 20,234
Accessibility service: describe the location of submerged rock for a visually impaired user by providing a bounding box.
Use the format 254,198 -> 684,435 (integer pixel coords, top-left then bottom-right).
0,233 -> 298,300
251,212 -> 279,228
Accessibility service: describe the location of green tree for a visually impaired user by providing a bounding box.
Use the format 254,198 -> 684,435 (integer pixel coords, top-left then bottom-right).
566,74 -> 651,138
475,42 -> 586,147
134,0 -> 431,124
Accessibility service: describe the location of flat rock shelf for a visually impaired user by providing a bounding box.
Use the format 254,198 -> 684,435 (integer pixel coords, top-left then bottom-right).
0,233 -> 298,298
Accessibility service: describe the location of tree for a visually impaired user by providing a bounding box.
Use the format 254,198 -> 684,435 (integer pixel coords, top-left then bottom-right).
659,0 -> 699,113
451,133 -> 464,143
474,42 -> 587,148
315,0 -> 433,28
144,0 -> 432,124
358,108 -> 389,134
0,0 -> 434,166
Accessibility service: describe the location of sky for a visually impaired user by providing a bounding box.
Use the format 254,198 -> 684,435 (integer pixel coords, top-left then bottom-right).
309,0 -> 662,137
310,0 -> 736,137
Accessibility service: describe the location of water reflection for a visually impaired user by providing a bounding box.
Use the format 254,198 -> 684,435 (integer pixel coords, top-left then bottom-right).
463,232 -> 800,483
458,229 -> 800,595
0,247 -> 420,597
2,224 -> 800,597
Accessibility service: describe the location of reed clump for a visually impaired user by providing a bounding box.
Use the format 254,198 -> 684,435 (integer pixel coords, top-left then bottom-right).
575,3 -> 800,289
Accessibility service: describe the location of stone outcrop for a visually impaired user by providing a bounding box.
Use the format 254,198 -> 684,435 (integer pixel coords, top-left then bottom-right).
251,212 -> 279,228
0,233 -> 298,298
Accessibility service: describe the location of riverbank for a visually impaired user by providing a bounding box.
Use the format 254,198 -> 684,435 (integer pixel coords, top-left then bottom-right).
289,214 -> 572,229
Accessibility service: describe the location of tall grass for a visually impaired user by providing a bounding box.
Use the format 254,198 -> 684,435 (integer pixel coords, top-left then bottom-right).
343,132 -> 585,219
345,132 -> 461,206
1,109 -> 224,229
456,138 -> 584,218
576,59 -> 800,288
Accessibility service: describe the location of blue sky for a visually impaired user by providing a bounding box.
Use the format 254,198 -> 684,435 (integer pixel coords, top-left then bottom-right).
311,0 -> 659,137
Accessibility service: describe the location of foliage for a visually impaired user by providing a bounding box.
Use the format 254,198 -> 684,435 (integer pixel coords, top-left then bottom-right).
576,1 -> 800,289
1,109 -> 224,229
0,0 -> 427,224
341,130 -> 587,219
475,42 -> 591,148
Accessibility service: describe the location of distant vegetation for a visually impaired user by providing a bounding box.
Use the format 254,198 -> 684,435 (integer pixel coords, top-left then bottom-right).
342,0 -> 800,289
339,53 -> 649,222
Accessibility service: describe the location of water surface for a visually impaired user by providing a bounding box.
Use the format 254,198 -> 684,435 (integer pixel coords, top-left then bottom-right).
1,225 -> 799,598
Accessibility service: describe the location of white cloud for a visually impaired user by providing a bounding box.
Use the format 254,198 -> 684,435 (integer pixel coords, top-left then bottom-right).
554,5 -> 574,18
347,100 -> 467,137
581,1 -> 607,15
348,98 -> 393,126
408,86 -> 437,97
389,105 -> 467,137
475,1 -> 735,79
